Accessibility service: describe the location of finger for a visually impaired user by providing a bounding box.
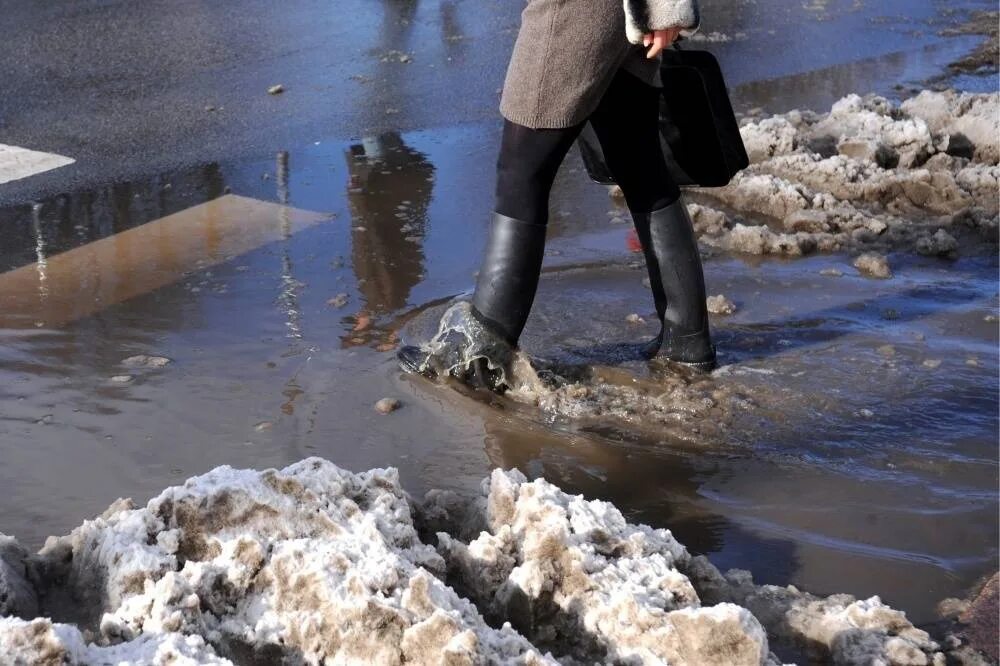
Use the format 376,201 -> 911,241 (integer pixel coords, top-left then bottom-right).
643,33 -> 652,47
647,33 -> 666,58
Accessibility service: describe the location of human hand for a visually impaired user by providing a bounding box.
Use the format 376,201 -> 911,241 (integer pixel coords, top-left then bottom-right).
642,27 -> 681,59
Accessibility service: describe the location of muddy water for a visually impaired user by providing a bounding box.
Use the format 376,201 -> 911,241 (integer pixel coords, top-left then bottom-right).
400,252 -> 998,622
0,0 -> 996,633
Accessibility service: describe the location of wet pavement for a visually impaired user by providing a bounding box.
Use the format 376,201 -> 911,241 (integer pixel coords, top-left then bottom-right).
2,0 -> 996,204
0,0 -> 997,632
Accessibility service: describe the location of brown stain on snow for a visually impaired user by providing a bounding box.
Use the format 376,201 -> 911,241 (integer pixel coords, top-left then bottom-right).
168,490 -> 281,561
959,572 -> 999,662
266,550 -> 411,664
7,619 -> 70,666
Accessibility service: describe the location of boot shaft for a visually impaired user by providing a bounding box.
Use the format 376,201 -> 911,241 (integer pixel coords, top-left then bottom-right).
471,212 -> 548,346
631,199 -> 716,366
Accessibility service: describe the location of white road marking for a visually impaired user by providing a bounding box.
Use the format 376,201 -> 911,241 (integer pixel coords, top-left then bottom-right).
0,144 -> 75,185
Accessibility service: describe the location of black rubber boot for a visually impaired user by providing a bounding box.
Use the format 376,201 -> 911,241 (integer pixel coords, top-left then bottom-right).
470,212 -> 548,346
398,213 -> 546,391
398,342 -> 506,392
632,199 -> 717,370
397,344 -> 435,376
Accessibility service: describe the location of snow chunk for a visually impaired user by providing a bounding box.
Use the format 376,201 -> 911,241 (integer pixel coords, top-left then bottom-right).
707,295 -> 737,315
915,229 -> 959,257
432,470 -> 772,665
0,534 -> 37,619
26,459 -> 554,665
712,173 -> 812,220
0,460 -> 980,665
685,557 -> 945,665
710,223 -> 818,257
812,94 -> 937,168
687,203 -> 731,237
902,90 -> 1000,164
741,117 -> 798,163
854,252 -> 893,279
696,90 -> 998,260
0,616 -> 231,665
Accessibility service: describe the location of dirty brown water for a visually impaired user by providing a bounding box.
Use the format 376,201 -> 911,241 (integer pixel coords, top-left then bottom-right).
0,0 -> 997,632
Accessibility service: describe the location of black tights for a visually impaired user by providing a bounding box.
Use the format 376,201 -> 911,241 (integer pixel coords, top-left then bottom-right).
495,69 -> 680,224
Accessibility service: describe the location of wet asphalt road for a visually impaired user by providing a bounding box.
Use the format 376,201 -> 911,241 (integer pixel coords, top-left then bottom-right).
0,0 -> 514,203
2,0 -> 993,206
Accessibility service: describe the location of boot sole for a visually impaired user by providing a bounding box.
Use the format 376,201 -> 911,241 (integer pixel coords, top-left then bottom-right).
656,347 -> 718,372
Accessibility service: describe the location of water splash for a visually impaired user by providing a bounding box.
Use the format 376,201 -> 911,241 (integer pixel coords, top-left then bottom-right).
414,301 -> 514,385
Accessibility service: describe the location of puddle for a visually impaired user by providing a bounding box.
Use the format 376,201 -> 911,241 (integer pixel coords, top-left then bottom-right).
0,0 -> 996,636
0,195 -> 330,328
401,253 -> 998,624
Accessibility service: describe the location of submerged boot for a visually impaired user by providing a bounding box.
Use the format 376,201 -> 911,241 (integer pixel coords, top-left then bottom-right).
399,212 -> 547,390
632,199 -> 717,370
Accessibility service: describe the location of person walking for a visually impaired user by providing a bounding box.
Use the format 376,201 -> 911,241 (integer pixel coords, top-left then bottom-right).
401,0 -> 716,390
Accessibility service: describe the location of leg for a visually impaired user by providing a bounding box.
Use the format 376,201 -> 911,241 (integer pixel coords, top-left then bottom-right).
471,120 -> 584,345
589,70 -> 716,368
398,119 -> 582,389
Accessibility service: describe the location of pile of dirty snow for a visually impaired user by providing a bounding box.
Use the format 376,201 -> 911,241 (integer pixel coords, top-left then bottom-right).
0,460 -> 551,665
0,458 -> 987,665
691,90 -> 999,263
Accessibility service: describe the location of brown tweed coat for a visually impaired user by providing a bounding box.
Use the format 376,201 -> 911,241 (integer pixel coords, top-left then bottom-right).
500,0 -> 700,129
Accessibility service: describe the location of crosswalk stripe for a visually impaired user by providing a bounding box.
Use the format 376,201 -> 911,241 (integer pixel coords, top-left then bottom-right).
0,144 -> 75,185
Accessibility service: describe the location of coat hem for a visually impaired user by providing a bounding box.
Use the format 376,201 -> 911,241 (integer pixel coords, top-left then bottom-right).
499,104 -> 593,130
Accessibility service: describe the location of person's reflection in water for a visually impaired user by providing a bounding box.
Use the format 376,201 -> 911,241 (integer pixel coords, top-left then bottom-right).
343,132 -> 434,350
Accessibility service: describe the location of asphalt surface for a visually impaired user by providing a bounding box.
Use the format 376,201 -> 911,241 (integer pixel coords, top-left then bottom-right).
1,0 -> 993,206
0,0 -> 515,203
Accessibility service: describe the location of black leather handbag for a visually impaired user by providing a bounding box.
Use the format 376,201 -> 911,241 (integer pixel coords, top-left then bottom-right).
578,44 -> 749,188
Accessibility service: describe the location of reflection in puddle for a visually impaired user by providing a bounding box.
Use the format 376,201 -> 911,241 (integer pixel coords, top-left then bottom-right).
343,132 -> 433,351
30,203 -> 48,301
275,151 -> 306,344
0,164 -> 229,274
0,195 -> 330,329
